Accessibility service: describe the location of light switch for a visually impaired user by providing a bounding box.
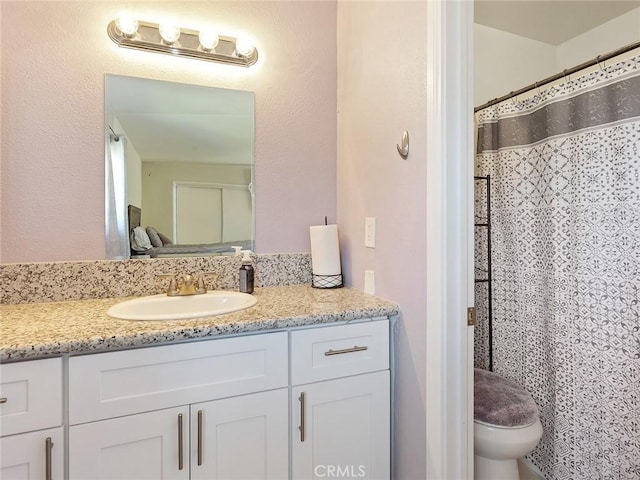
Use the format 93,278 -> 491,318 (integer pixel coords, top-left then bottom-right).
365,217 -> 376,248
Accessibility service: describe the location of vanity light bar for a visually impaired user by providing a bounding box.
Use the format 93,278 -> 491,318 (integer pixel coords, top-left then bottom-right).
107,19 -> 258,67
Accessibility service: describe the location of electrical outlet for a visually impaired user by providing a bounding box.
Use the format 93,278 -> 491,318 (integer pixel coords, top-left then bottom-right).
364,270 -> 375,295
365,217 -> 376,248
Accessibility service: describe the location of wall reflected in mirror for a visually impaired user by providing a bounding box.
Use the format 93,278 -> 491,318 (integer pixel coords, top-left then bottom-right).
105,74 -> 255,259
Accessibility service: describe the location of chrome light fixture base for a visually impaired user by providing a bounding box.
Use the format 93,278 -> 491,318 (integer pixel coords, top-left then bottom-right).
107,20 -> 258,67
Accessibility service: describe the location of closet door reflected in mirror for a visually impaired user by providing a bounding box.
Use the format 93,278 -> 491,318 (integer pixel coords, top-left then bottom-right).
105,74 -> 255,259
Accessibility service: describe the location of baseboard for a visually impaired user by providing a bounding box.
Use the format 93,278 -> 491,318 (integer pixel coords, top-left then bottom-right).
518,458 -> 545,480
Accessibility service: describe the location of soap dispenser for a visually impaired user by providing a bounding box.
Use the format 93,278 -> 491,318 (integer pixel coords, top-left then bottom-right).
239,250 -> 254,294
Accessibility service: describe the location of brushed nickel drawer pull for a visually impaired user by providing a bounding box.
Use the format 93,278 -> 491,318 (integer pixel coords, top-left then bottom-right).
45,437 -> 53,480
325,345 -> 368,356
177,413 -> 184,471
197,410 -> 203,466
299,392 -> 306,442
0,397 -> 7,404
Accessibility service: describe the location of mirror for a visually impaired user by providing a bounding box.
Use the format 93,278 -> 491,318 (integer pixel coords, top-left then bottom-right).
105,75 -> 255,259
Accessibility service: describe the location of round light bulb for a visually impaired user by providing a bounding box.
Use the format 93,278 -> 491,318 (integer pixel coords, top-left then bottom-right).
198,30 -> 219,51
159,23 -> 181,44
235,37 -> 255,57
115,16 -> 138,37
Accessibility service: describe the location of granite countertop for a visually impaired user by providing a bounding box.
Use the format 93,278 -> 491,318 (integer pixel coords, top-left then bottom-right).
0,285 -> 399,362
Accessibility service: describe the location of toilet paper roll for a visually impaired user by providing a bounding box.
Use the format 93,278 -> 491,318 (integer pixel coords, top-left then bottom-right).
310,224 -> 341,276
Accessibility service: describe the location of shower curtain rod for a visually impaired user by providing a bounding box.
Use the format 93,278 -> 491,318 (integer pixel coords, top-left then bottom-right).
475,40 -> 640,112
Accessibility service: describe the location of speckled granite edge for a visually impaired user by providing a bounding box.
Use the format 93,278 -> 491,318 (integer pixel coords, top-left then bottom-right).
0,285 -> 400,361
0,253 -> 312,304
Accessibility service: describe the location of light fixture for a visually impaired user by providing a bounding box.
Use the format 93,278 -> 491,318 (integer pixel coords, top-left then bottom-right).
107,19 -> 258,67
235,37 -> 255,58
159,22 -> 180,44
115,16 -> 138,37
198,30 -> 219,51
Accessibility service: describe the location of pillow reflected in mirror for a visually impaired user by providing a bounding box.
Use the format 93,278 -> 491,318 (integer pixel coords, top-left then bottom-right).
146,227 -> 164,247
131,227 -> 152,252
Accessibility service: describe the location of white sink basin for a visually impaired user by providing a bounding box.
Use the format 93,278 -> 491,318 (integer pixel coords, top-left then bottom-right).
107,291 -> 257,321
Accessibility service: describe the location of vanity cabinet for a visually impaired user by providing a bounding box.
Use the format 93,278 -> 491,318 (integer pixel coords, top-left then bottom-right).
69,390 -> 289,480
290,321 -> 391,480
0,358 -> 64,480
68,333 -> 289,480
2,317 -> 391,480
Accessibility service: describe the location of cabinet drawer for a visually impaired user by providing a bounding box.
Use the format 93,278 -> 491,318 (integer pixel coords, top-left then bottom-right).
291,319 -> 389,385
69,332 -> 288,425
0,358 -> 63,436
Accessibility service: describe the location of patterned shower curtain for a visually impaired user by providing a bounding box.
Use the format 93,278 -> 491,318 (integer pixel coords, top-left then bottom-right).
474,54 -> 640,479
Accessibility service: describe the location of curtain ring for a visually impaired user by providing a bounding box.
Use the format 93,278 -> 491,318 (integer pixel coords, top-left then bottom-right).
563,69 -> 570,83
510,91 -> 517,105
534,81 -> 541,97
596,55 -> 606,71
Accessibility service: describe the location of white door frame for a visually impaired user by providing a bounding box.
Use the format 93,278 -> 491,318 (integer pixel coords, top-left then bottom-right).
425,0 -> 474,478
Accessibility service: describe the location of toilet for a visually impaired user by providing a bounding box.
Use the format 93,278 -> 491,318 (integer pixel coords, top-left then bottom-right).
474,368 -> 542,480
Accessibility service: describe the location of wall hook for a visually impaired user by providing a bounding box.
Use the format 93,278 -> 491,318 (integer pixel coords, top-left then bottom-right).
396,130 -> 409,159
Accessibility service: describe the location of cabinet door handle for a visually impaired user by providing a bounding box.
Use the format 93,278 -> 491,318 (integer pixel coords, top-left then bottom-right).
197,410 -> 203,466
45,437 -> 53,480
177,413 -> 184,471
0,397 -> 7,404
324,345 -> 368,356
299,392 -> 306,442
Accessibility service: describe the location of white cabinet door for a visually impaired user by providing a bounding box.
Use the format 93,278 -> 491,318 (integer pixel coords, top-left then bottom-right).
69,406 -> 189,480
191,389 -> 289,480
292,371 -> 390,480
0,358 -> 62,436
0,427 -> 63,480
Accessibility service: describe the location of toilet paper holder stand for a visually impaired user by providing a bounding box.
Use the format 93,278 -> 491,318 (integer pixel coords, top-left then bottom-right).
312,273 -> 343,289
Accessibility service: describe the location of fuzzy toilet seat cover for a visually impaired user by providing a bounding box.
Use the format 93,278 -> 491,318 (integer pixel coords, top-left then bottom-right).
474,368 -> 539,427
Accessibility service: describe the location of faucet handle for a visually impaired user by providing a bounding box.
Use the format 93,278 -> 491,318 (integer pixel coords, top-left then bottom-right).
157,274 -> 178,295
196,272 -> 218,293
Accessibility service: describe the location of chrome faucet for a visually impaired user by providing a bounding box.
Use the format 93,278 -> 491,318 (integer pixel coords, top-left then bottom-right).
158,273 -> 217,296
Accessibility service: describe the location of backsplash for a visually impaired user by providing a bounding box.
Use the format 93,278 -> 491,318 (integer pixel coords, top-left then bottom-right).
0,253 -> 312,304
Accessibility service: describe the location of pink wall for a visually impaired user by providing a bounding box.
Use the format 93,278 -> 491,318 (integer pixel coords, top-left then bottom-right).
337,2 -> 427,478
2,2 -> 429,474
0,1 -> 336,262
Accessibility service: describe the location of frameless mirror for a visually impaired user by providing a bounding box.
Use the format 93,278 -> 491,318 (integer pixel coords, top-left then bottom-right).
105,75 -> 255,259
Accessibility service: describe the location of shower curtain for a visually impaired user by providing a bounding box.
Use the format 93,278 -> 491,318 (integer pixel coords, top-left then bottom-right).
475,54 -> 639,479
105,134 -> 129,259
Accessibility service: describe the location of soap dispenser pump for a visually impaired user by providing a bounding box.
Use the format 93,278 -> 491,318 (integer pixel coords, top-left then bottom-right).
239,250 -> 254,294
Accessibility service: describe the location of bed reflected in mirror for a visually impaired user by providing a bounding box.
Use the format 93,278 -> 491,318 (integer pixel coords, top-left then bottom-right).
105,75 -> 255,259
